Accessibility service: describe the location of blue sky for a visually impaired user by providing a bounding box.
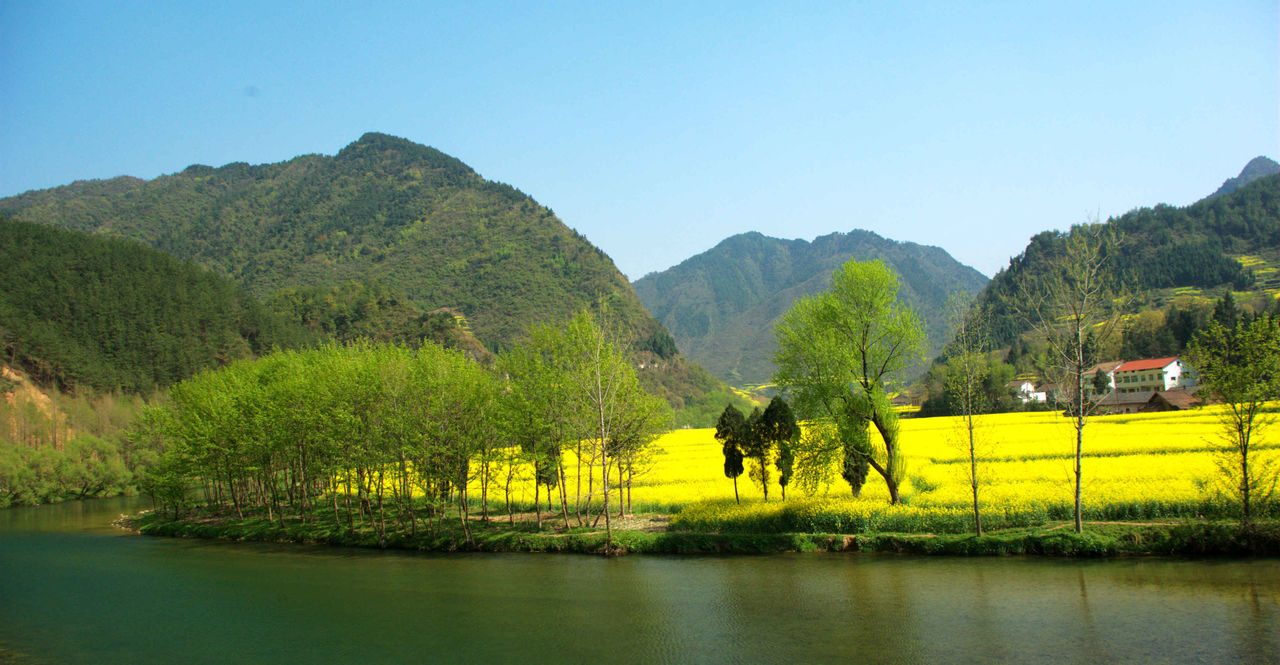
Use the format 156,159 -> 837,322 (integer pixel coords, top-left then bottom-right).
2,1 -> 1276,279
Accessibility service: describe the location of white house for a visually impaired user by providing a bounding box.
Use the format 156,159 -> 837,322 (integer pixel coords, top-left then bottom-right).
1006,379 -> 1046,404
1112,357 -> 1197,393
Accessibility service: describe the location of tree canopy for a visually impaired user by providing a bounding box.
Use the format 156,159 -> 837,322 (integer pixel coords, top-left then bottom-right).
773,259 -> 925,503
0,218 -> 311,393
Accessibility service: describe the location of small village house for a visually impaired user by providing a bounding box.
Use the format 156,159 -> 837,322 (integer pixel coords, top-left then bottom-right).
1111,357 -> 1196,394
1005,379 -> 1046,404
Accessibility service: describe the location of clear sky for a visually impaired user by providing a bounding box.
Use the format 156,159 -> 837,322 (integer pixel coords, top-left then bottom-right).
2,1 -> 1276,279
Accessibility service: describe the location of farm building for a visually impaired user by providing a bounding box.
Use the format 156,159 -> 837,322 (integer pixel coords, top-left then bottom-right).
1112,357 -> 1197,394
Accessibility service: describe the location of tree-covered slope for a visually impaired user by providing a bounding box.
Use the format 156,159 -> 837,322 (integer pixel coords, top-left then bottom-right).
975,170 -> 1280,348
0,133 -> 658,348
0,133 -> 734,417
0,219 -> 312,392
633,230 -> 989,386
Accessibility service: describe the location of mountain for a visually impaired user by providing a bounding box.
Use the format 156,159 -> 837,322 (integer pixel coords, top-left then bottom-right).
1206,156 -> 1280,200
0,218 -> 312,392
0,133 -> 647,347
633,230 -> 990,386
974,169 -> 1280,348
0,133 -> 735,419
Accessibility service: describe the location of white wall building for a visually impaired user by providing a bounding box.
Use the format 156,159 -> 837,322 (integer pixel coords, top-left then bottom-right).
1112,357 -> 1197,393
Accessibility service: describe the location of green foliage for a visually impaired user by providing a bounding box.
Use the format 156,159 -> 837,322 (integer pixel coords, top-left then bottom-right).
635,230 -> 989,386
140,342 -> 499,537
0,133 -> 732,419
637,330 -> 678,359
0,219 -> 311,393
0,133 -> 656,359
715,405 -> 746,501
974,174 -> 1280,348
773,259 -> 925,504
917,355 -> 1017,417
1186,312 -> 1280,522
760,397 -> 799,498
0,386 -> 149,507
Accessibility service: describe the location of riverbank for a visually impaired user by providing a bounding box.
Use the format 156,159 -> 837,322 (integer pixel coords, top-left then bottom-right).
123,509 -> 1280,557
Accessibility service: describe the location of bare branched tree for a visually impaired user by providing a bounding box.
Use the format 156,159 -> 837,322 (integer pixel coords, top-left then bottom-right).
1018,221 -> 1127,533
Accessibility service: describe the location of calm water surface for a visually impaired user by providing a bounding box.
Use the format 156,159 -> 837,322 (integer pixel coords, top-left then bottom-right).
1,497 -> 1277,664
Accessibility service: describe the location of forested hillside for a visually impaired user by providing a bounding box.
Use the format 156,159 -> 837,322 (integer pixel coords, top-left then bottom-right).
0,133 -> 736,418
0,133 -> 653,346
975,171 -> 1280,348
634,230 -> 989,386
0,219 -> 311,393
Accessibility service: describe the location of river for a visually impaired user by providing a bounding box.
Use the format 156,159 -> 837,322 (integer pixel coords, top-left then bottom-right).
1,497 -> 1277,664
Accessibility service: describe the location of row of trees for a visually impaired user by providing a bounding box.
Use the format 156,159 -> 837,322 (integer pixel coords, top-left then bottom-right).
761,249 -> 1279,537
1,385 -> 147,507
137,309 -> 670,547
714,398 -> 799,502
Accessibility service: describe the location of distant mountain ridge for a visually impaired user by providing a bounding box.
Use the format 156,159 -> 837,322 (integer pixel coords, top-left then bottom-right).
634,230 -> 989,386
0,133 -> 643,348
0,133 -> 734,417
973,168 -> 1280,349
1206,156 -> 1280,200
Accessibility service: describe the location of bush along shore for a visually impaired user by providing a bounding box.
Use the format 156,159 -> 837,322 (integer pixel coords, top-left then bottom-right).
122,506 -> 1280,557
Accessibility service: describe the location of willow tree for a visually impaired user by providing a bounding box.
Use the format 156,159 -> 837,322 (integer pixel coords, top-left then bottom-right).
773,259 -> 924,504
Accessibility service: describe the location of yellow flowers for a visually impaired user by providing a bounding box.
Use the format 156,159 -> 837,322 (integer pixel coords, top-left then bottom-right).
478,405 -> 1278,529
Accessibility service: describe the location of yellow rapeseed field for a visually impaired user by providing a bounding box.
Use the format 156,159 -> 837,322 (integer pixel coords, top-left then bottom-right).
475,405 -> 1279,531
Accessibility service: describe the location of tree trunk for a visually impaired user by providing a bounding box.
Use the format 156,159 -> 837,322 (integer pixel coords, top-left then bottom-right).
616,457 -> 626,519
533,477 -> 542,530
1074,417 -> 1084,534
480,456 -> 490,523
870,413 -> 901,505
1240,419 -> 1251,525
968,411 -> 982,536
557,458 -> 572,529
574,442 -> 584,527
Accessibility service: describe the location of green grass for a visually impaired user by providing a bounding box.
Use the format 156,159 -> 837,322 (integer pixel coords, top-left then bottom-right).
126,505 -> 1280,557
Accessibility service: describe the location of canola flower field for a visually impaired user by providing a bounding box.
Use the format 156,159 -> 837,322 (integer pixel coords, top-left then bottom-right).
479,406 -> 1279,534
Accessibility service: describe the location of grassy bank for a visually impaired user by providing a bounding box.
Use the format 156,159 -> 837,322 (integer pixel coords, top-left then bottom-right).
124,508 -> 1280,557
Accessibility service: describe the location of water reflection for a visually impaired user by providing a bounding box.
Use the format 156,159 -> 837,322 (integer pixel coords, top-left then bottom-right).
1,501 -> 1277,664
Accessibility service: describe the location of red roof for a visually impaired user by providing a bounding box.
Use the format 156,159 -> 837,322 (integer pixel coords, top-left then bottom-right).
1115,357 -> 1179,373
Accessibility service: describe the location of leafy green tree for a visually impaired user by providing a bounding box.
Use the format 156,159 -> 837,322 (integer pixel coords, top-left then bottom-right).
715,405 -> 747,503
759,397 -> 799,500
773,259 -> 925,504
560,309 -> 660,549
1186,314 -> 1280,524
1212,290 -> 1239,331
497,322 -> 573,529
741,407 -> 776,500
607,380 -> 671,517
